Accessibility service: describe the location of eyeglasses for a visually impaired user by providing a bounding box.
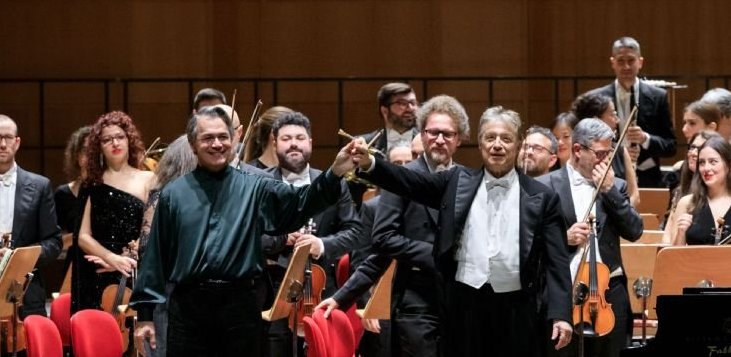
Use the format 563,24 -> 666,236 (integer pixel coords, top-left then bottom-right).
389,100 -> 418,109
522,143 -> 554,155
423,129 -> 457,141
580,144 -> 611,161
100,134 -> 127,146
0,134 -> 16,144
198,134 -> 231,145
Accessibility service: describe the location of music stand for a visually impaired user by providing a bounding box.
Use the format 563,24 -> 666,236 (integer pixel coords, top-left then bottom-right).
356,260 -> 396,320
261,243 -> 312,322
648,246 -> 731,320
0,246 -> 41,357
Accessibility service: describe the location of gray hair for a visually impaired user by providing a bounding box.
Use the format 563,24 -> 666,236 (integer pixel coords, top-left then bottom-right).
416,95 -> 470,140
155,135 -> 198,189
612,36 -> 641,55
526,126 -> 558,154
478,106 -> 522,139
572,118 -> 615,147
701,88 -> 731,117
186,106 -> 234,146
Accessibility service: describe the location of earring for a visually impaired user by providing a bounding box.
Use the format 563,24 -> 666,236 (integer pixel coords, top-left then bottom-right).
99,153 -> 104,167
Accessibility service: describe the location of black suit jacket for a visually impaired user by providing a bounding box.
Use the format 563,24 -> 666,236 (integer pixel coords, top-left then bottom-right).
359,159 -> 573,324
589,81 -> 676,186
536,167 -> 643,274
262,167 -> 363,295
332,156 -> 447,309
12,167 -> 63,317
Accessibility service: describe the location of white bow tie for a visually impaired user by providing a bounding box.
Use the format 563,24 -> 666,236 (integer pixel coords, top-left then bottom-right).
284,171 -> 309,186
0,173 -> 13,187
485,178 -> 510,191
386,130 -> 412,146
572,174 -> 594,187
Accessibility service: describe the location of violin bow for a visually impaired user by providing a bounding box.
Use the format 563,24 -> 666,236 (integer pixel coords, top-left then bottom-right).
572,105 -> 638,287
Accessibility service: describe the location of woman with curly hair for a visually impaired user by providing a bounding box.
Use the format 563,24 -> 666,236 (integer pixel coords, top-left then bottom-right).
73,111 -> 155,312
54,125 -> 91,234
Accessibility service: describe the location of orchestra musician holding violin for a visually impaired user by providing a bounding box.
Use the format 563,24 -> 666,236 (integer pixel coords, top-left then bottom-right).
537,118 -> 643,357
260,111 -> 363,356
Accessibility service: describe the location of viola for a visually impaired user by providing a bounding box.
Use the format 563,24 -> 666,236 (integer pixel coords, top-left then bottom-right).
572,217 -> 614,338
289,219 -> 326,337
0,317 -> 25,353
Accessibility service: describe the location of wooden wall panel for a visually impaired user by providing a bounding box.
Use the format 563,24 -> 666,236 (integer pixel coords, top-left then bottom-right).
1,0 -> 731,185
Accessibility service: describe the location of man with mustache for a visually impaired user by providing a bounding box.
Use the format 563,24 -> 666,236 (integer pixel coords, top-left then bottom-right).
319,95 -> 469,357
518,126 -> 559,178
260,111 -> 364,356
351,83 -> 420,206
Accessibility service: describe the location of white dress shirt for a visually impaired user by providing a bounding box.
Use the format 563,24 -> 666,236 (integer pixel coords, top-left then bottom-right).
0,162 -> 18,234
455,168 -> 521,292
565,163 -> 604,279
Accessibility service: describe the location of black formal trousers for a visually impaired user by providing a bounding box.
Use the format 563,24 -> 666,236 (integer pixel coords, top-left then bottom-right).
449,281 -> 543,357
167,279 -> 261,357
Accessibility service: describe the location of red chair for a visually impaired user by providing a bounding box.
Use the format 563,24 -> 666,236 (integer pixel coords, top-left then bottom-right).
343,304 -> 364,346
49,293 -> 71,348
70,309 -> 123,357
303,316 -> 328,357
23,315 -> 63,357
313,309 -> 356,357
336,254 -> 350,288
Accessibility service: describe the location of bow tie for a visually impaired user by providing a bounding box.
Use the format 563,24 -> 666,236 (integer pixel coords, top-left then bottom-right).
386,130 -> 413,146
485,178 -> 510,191
0,173 -> 13,187
284,171 -> 309,186
572,174 -> 594,187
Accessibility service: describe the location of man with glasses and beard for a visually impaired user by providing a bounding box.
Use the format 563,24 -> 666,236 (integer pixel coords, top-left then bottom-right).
351,83 -> 420,206
518,126 -> 559,178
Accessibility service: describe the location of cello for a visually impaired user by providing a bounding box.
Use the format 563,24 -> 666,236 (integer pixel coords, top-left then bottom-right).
289,219 -> 326,337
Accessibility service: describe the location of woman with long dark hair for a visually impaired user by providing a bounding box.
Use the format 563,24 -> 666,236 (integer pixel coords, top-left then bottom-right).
674,136 -> 731,245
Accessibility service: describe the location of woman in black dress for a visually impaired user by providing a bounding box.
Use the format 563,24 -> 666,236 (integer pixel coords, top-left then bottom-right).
675,137 -> 731,245
72,111 -> 155,311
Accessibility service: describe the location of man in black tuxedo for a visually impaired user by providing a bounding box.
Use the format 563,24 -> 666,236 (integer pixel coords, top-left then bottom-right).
319,95 -> 470,357
350,83 -> 420,206
0,115 -> 62,318
537,118 -> 643,357
588,36 -> 676,187
346,106 -> 574,356
260,111 -> 363,357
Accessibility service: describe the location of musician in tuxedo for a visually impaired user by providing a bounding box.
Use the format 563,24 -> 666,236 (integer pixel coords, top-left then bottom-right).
588,36 -> 676,188
536,118 -> 643,357
351,83 -> 420,206
348,106 -> 573,356
0,115 -> 62,318
260,111 -> 363,357
319,95 -> 470,357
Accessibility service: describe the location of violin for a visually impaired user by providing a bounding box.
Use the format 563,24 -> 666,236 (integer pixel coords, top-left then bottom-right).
100,241 -> 137,352
289,219 -> 326,337
572,216 -> 614,337
0,317 -> 25,354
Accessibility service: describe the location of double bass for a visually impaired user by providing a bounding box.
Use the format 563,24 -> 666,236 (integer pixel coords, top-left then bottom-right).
289,219 -> 326,337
